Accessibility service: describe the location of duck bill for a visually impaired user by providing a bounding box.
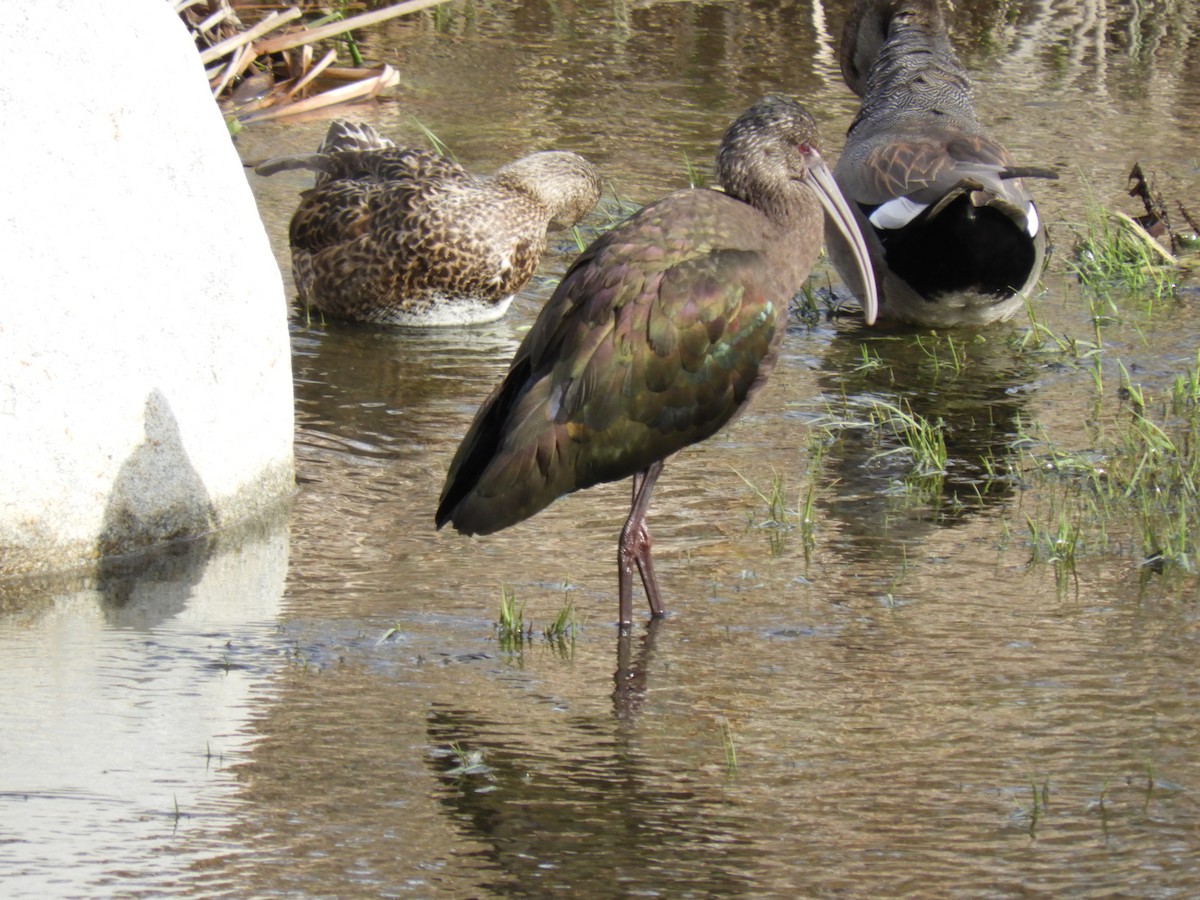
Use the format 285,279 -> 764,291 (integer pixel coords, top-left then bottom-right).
807,158 -> 878,326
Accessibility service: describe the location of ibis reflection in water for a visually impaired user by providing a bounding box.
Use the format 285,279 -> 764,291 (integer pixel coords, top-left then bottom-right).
436,95 -> 879,627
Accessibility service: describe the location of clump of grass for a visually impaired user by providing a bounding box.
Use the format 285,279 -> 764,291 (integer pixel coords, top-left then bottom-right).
735,432 -> 830,561
1169,347 -> 1200,417
543,598 -> 577,640
492,583 -> 586,657
376,623 -> 403,644
799,436 -> 826,561
1016,352 -> 1200,577
300,302 -> 327,329
682,151 -> 710,189
1015,277 -> 1115,393
1026,511 -> 1083,596
734,466 -> 798,557
495,584 -> 531,651
766,470 -> 793,526
1024,778 -> 1051,837
410,117 -> 454,160
912,331 -> 967,378
788,282 -> 821,326
1050,516 -> 1082,569
443,741 -> 493,779
1122,411 -> 1198,573
867,398 -> 948,481
569,224 -> 588,253
573,184 -> 645,251
1067,196 -> 1175,300
853,342 -> 887,374
542,598 -> 580,659
430,1 -> 454,31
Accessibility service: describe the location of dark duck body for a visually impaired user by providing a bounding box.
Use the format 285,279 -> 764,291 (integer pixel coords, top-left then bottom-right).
436,95 -> 878,626
256,120 -> 602,326
830,0 -> 1056,327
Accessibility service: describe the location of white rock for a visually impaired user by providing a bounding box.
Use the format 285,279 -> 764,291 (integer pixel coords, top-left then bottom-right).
0,0 -> 294,576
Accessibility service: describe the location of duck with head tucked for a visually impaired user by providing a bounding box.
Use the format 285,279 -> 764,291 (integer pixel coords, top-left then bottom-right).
829,0 -> 1057,327
256,120 -> 602,326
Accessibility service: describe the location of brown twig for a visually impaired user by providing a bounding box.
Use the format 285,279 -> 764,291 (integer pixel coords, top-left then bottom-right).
253,0 -> 448,54
199,7 -> 302,64
1128,161 -> 1179,254
237,65 -> 400,123
1177,202 -> 1200,238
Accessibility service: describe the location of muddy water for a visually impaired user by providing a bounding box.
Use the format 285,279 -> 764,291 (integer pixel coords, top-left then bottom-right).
4,1 -> 1200,896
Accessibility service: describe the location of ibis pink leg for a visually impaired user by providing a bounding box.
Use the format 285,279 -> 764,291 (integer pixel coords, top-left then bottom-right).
617,461 -> 666,627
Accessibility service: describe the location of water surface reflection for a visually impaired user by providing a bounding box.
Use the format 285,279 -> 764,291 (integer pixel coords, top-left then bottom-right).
0,519 -> 289,896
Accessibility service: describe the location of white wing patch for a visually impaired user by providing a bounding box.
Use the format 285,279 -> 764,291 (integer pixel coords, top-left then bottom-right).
869,196 -> 929,230
1025,202 -> 1040,238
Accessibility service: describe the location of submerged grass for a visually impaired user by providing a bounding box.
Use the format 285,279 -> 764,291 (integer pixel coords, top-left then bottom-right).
682,151 -> 710,189
736,467 -> 793,527
735,466 -> 795,558
494,583 -> 583,658
1009,198 -> 1200,582
411,118 -> 454,159
543,598 -> 578,640
1015,348 -> 1200,577
912,331 -> 967,378
734,436 -> 826,561
799,441 -> 823,559
771,199 -> 1198,593
866,398 -> 948,482
542,597 -> 581,658
572,184 -> 645,251
789,282 -> 822,326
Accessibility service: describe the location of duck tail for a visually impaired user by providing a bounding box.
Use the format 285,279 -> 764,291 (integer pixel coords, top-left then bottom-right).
317,119 -> 393,154
254,120 -> 394,178
253,153 -> 327,177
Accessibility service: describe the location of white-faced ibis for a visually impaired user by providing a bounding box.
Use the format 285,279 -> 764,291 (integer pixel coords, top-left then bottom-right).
828,0 -> 1057,327
435,95 -> 879,627
256,120 -> 601,326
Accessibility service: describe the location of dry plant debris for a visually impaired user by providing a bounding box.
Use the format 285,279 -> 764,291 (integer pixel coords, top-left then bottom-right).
176,0 -> 450,124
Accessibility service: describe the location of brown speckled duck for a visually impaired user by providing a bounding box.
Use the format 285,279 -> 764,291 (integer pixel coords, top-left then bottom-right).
828,0 -> 1056,327
256,120 -> 602,326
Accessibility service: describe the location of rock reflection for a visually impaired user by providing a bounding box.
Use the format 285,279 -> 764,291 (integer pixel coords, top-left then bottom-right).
0,512 -> 289,896
96,533 -> 213,625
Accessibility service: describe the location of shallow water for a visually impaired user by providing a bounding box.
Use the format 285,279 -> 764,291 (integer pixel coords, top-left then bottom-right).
5,1 -> 1200,896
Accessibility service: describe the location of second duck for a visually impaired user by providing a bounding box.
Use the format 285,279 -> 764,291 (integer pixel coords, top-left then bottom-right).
829,0 -> 1056,327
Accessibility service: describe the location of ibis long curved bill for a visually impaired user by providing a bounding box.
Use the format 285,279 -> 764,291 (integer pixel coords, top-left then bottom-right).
805,152 -> 878,326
